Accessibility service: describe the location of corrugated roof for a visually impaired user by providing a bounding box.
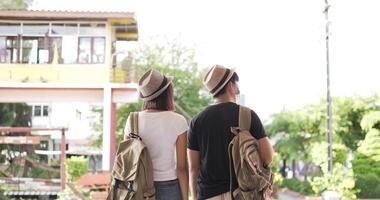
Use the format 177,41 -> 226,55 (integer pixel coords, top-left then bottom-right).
76,172 -> 111,187
4,190 -> 59,196
0,9 -> 136,21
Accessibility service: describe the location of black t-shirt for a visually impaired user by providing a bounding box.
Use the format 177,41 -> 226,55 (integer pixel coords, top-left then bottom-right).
187,102 -> 267,200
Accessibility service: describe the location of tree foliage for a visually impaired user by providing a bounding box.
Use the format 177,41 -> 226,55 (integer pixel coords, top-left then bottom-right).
311,164 -> 357,199
93,37 -> 212,147
131,37 -> 212,118
0,0 -> 32,10
0,103 -> 33,166
267,94 -> 380,198
333,95 -> 380,150
352,111 -> 380,198
117,37 -> 212,140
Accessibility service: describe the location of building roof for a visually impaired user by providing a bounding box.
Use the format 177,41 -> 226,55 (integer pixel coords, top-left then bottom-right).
0,10 -> 136,21
4,191 -> 59,196
76,172 -> 111,188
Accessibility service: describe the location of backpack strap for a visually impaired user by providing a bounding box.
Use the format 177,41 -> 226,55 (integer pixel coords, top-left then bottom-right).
129,112 -> 139,135
239,105 -> 251,131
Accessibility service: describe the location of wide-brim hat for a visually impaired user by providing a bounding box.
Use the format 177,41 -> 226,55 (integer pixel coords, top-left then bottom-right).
138,69 -> 173,101
203,64 -> 235,97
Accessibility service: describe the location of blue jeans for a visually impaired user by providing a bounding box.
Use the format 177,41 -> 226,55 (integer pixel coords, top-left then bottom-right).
154,179 -> 182,200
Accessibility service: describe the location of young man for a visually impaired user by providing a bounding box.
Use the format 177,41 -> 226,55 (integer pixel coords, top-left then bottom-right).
188,65 -> 274,200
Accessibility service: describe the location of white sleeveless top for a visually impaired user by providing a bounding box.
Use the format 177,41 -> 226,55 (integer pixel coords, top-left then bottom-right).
124,111 -> 188,181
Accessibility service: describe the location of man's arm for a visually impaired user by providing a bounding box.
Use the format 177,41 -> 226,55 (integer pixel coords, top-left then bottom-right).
249,110 -> 274,166
176,132 -> 189,200
188,149 -> 200,200
258,137 -> 274,166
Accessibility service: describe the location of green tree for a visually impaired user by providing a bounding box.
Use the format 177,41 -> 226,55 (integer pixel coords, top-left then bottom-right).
92,37 -> 212,147
333,95 -> 380,151
0,0 -> 32,10
352,111 -> 380,198
266,104 -> 325,179
0,0 -> 34,175
0,103 -> 33,173
132,37 -> 211,118
267,95 -> 379,175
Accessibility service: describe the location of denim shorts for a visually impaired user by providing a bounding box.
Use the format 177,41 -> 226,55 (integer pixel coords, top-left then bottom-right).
154,179 -> 182,200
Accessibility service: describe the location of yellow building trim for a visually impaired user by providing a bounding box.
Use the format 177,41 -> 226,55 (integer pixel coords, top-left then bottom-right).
108,19 -> 136,24
115,33 -> 138,40
0,65 -> 108,83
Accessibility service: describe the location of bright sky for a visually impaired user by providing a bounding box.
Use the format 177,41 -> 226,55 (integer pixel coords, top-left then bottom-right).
32,0 -> 380,120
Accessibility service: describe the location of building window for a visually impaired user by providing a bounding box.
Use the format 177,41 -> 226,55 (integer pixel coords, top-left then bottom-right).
43,105 -> 49,116
51,23 -> 78,35
22,37 -> 50,64
78,37 -> 91,63
78,37 -> 105,64
32,105 -> 49,117
22,23 -> 49,35
0,23 -> 21,35
0,36 -> 19,63
79,23 -> 106,36
34,105 -> 41,116
62,36 -> 78,64
49,37 -> 62,64
0,22 -> 106,65
93,37 -> 105,63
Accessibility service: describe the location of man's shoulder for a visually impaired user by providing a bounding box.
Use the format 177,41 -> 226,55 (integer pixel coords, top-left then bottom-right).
191,102 -> 239,123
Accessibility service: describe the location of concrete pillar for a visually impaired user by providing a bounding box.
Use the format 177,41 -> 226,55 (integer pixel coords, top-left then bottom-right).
110,102 -> 116,169
48,139 -> 53,166
102,87 -> 117,171
60,129 -> 66,190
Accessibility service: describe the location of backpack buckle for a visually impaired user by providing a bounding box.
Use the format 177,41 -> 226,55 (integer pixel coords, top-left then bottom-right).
231,127 -> 241,135
129,133 -> 142,140
127,181 -> 134,191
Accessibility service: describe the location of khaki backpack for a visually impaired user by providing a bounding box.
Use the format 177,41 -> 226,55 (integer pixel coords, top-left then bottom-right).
229,106 -> 273,200
107,112 -> 155,200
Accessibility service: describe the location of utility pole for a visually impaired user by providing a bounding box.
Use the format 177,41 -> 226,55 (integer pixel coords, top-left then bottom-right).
324,0 -> 333,174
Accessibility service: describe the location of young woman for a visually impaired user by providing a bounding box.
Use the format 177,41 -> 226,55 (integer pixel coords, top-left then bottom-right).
124,69 -> 188,200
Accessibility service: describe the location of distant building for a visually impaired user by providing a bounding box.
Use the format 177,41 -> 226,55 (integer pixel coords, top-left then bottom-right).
0,10 -> 139,171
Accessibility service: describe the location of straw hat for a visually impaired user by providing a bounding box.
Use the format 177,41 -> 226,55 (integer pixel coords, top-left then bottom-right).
138,69 -> 173,101
203,64 -> 235,96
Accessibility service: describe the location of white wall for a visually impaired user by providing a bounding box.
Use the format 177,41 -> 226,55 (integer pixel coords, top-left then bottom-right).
29,102 -> 101,140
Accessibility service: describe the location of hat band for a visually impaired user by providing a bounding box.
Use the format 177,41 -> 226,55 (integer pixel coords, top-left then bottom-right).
140,76 -> 168,99
210,69 -> 230,94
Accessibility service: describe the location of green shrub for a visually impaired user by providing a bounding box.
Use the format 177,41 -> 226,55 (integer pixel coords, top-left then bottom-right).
311,164 -> 357,199
280,178 -> 314,195
27,166 -> 60,179
355,174 -> 380,198
352,129 -> 380,198
66,156 -> 88,181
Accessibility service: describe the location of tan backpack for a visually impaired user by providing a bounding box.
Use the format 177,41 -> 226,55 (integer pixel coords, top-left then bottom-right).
107,112 -> 155,200
229,106 -> 273,200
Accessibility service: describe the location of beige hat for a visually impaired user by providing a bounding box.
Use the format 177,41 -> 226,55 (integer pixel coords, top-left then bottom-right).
203,64 -> 235,96
138,69 -> 173,101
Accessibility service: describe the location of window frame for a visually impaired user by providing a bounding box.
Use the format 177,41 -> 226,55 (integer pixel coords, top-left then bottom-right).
32,104 -> 49,117
0,20 -> 107,65
77,36 -> 105,64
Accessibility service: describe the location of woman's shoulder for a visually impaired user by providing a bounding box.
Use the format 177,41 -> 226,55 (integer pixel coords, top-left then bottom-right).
166,111 -> 187,122
138,111 -> 186,121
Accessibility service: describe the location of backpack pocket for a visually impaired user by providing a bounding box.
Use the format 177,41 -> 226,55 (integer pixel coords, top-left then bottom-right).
107,179 -> 135,200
